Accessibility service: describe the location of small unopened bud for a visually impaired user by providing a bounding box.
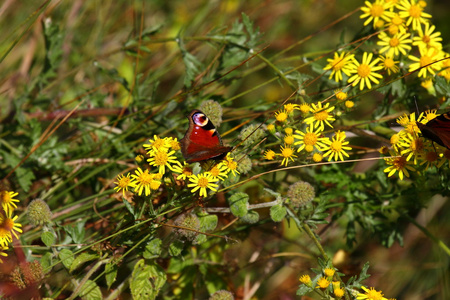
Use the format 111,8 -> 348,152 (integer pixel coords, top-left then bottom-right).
27,199 -> 52,226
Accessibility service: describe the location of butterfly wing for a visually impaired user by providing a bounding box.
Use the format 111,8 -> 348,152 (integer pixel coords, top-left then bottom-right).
180,110 -> 232,163
417,113 -> 450,150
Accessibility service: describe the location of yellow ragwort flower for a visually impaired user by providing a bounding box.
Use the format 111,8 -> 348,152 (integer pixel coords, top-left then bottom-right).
360,0 -> 393,27
377,31 -> 412,57
303,102 -> 335,131
0,191 -> 20,215
114,173 -> 135,196
384,152 -> 416,180
408,47 -> 444,78
0,210 -> 23,247
322,131 -> 352,161
187,173 -> 218,197
148,149 -> 179,174
397,0 -> 431,31
323,51 -> 355,82
278,145 -> 297,166
294,127 -> 328,153
356,286 -> 388,300
264,150 -> 276,160
348,52 -> 384,90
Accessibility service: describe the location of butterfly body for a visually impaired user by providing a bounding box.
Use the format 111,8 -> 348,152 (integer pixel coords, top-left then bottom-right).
180,109 -> 232,163
417,112 -> 450,150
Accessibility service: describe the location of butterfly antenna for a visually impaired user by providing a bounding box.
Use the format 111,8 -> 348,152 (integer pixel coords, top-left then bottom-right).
413,96 -> 420,115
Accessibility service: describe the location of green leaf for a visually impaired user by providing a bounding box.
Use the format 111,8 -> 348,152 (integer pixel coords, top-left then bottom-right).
435,75 -> 450,96
105,262 -> 118,289
240,210 -> 259,224
169,240 -> 184,257
64,220 -> 86,244
41,252 -> 53,272
143,238 -> 162,259
270,204 -> 287,222
41,231 -> 55,247
79,280 -> 102,300
130,259 -> 167,300
70,253 -> 99,273
296,284 -> 313,296
59,249 -> 74,270
198,212 -> 218,231
228,192 -> 249,217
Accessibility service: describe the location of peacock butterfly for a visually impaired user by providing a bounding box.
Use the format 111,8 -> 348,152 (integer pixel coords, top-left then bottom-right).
416,112 -> 450,150
180,109 -> 233,163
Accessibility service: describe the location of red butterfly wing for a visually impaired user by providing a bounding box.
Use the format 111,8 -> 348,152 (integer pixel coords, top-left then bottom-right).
418,113 -> 450,150
180,110 -> 232,163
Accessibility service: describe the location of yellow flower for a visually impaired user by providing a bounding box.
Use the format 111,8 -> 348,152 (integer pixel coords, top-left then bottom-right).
264,150 -> 276,160
131,168 -> 161,196
323,51 -> 355,82
377,32 -> 412,57
267,123 -> 276,133
172,161 -> 193,180
278,145 -> 297,166
148,149 -> 179,174
299,274 -> 311,285
285,128 -> 293,135
334,89 -> 348,101
299,103 -> 311,114
316,276 -> 331,289
208,163 -> 228,181
348,52 -> 384,90
356,286 -> 388,300
0,210 -> 23,247
294,127 -> 327,153
114,173 -> 135,196
408,47 -> 444,78
324,267 -> 335,277
284,103 -> 299,114
360,0 -> 393,27
222,154 -> 240,176
397,0 -> 431,31
0,191 -> 20,215
384,152 -> 416,180
399,132 -> 425,163
413,23 -> 442,51
312,153 -> 323,162
169,137 -> 181,151
379,55 -> 399,75
322,131 -> 352,161
275,110 -> 288,123
345,100 -> 355,108
143,135 -> 171,153
187,173 -> 218,197
303,102 -> 335,131
334,287 -> 345,298
284,134 -> 295,145
386,12 -> 407,35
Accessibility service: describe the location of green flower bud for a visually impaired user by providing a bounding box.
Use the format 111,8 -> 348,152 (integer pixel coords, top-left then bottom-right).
199,100 -> 223,127
174,214 -> 201,241
238,124 -> 266,147
209,290 -> 234,300
287,181 -> 315,208
27,199 -> 52,226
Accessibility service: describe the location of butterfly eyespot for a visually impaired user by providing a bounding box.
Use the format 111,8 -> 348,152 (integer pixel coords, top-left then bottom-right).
192,113 -> 209,126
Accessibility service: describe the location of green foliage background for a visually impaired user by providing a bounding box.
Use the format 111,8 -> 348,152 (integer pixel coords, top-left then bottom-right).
0,0 -> 449,299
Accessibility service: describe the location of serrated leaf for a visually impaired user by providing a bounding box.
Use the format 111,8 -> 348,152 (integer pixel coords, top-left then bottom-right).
228,192 -> 249,217
41,231 -> 55,247
169,240 -> 184,257
270,204 -> 287,222
296,284 -> 312,296
143,238 -> 162,259
70,253 -> 99,273
130,259 -> 167,300
41,252 -> 53,272
59,249 -> 74,269
79,280 -> 102,300
105,262 -> 118,289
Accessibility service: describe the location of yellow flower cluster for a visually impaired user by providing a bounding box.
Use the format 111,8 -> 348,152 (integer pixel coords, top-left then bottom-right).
323,0 -> 449,92
0,190 -> 23,263
114,136 -> 239,199
298,267 -> 395,299
264,103 -> 352,166
383,111 -> 450,180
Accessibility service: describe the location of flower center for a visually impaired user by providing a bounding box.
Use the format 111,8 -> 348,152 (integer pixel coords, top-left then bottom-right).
370,4 -> 384,17
4,218 -> 14,231
154,152 -> 168,165
282,147 -> 294,158
227,161 -> 238,170
152,139 -> 165,149
197,177 -> 209,188
366,288 -> 384,300
0,227 -> 10,238
384,57 -> 395,68
332,58 -> 345,71
394,156 -> 407,169
420,55 -> 432,67
389,37 -> 400,47
422,35 -> 431,43
314,111 -> 329,121
0,192 -> 11,203
331,140 -> 342,152
426,151 -> 438,162
182,168 -> 193,176
392,15 -> 403,25
139,171 -> 153,184
118,177 -> 131,188
304,133 -> 318,145
409,4 -> 422,18
357,64 -> 371,78
210,167 -> 220,177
